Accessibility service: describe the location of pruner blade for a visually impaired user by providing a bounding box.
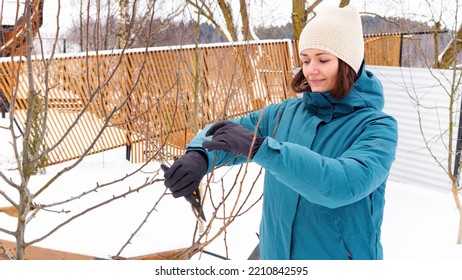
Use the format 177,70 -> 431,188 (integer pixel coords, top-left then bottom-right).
161,163 -> 206,222
184,189 -> 207,222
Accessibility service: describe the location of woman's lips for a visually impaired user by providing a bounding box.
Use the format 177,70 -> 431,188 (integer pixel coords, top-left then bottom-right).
309,79 -> 324,85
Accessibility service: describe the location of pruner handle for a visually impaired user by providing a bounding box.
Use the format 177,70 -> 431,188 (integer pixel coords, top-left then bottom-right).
161,163 -> 206,222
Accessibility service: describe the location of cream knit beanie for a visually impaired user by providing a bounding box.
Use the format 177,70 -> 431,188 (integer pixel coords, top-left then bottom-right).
298,6 -> 364,74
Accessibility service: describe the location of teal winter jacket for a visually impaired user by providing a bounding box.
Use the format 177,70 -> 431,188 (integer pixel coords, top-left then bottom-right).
187,63 -> 398,260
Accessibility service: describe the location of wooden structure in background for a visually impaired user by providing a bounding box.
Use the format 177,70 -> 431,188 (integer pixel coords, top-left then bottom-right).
0,239 -> 195,260
1,239 -> 95,260
0,0 -> 43,120
0,0 -> 44,57
364,33 -> 402,67
0,40 -> 295,165
0,35 -> 401,166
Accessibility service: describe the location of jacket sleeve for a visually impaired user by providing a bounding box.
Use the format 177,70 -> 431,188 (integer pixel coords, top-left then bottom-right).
185,123 -> 247,172
185,104 -> 279,173
252,115 -> 398,209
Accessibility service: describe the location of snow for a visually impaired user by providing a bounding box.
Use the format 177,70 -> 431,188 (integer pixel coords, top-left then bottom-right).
0,116 -> 461,261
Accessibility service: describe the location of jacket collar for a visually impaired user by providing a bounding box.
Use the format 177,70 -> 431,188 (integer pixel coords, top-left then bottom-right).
302,61 -> 384,123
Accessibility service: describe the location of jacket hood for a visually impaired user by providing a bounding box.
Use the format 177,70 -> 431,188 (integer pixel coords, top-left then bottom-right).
302,62 -> 384,122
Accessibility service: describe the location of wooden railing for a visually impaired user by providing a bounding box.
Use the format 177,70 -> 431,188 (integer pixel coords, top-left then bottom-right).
0,36 -> 401,165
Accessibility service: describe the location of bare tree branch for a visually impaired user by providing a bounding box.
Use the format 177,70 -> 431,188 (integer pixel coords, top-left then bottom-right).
27,177 -> 164,247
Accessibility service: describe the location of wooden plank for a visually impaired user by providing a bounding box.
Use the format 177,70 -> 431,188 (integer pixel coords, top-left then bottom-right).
0,239 -> 195,260
0,239 -> 95,260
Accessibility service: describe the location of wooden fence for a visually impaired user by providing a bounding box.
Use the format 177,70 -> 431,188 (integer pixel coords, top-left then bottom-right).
0,36 -> 401,165
364,33 -> 402,66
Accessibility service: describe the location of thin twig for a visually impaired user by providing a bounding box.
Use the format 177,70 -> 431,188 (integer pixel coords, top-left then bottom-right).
112,187 -> 170,259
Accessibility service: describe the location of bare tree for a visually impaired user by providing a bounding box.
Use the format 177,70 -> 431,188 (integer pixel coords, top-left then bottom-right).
66,0 -> 184,52
436,23 -> 462,69
185,0 -> 256,42
432,0 -> 462,244
404,0 -> 462,244
0,0 -> 267,260
0,0 -> 170,259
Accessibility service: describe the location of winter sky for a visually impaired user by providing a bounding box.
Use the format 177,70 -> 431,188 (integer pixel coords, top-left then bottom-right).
2,0 -> 458,38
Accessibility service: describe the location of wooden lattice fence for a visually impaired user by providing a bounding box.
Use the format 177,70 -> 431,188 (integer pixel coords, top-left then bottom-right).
0,36 -> 400,165
0,40 -> 295,164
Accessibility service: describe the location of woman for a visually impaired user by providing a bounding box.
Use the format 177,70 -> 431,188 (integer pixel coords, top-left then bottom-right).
163,6 -> 398,260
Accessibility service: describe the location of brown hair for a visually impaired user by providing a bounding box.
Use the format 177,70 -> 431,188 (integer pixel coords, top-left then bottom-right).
290,59 -> 357,99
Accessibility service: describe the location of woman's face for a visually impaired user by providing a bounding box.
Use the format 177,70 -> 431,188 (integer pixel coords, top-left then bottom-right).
300,49 -> 339,93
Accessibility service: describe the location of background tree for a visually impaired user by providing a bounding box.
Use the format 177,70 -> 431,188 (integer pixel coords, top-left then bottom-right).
66,0 -> 184,51
185,0 -> 257,42
387,0 -> 462,243
426,0 -> 462,244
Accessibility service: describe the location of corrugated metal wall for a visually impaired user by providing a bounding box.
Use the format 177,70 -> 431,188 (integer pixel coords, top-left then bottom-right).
369,65 -> 459,191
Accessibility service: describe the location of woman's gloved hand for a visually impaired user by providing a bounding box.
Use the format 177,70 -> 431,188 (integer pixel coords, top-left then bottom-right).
202,120 -> 265,158
162,151 -> 208,198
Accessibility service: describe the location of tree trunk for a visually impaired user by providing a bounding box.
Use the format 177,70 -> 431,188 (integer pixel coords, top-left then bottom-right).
339,0 -> 350,7
451,182 -> 462,244
16,187 -> 31,260
16,0 -> 36,260
119,0 -> 129,48
79,0 -> 84,51
291,0 -> 305,41
437,23 -> 462,69
292,0 -> 351,41
291,0 -> 324,41
433,21 -> 441,69
239,0 -> 254,41
103,0 -> 111,50
217,0 -> 238,41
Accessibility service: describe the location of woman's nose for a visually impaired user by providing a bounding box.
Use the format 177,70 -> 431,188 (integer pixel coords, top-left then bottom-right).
305,62 -> 319,75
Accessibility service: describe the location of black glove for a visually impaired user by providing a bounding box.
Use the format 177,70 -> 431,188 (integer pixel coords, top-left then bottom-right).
162,151 -> 208,198
202,120 -> 265,159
